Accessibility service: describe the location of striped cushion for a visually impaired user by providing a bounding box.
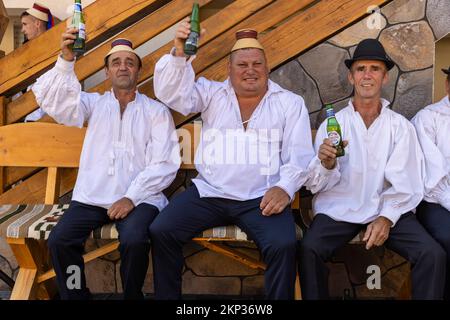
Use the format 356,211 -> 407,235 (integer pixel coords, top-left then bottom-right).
0,204 -> 302,241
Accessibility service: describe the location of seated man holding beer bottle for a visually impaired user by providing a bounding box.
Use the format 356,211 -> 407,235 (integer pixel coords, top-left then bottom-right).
150,15 -> 315,299
299,38 -> 446,300
32,28 -> 180,299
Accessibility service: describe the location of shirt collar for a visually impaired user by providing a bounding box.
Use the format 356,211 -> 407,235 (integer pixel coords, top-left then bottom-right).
348,98 -> 391,115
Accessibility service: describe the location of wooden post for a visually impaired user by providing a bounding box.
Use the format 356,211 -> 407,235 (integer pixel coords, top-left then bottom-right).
7,238 -> 54,300
45,167 -> 60,204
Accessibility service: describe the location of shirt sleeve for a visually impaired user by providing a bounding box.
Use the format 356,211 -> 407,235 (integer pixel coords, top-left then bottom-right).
125,105 -> 181,206
32,56 -> 96,127
304,120 -> 341,194
153,49 -> 214,116
273,96 -> 315,200
379,120 -> 425,226
412,110 -> 450,210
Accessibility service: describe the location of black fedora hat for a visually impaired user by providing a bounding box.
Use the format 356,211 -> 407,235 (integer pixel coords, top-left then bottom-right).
345,38 -> 395,70
442,67 -> 450,75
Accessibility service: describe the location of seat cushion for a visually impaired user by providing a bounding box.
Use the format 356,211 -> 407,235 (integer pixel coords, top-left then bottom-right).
0,204 -> 302,241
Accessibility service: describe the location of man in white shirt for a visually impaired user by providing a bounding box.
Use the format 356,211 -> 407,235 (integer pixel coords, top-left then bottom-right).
412,66 -> 450,300
300,39 -> 446,299
150,22 -> 315,299
33,30 -> 180,299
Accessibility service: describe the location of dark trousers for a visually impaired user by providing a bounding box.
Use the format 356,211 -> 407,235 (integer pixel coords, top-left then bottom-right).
149,185 -> 297,300
417,201 -> 450,300
47,201 -> 158,300
298,212 -> 446,300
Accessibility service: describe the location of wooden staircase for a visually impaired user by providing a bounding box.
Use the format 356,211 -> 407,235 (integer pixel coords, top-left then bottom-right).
0,0 -> 392,203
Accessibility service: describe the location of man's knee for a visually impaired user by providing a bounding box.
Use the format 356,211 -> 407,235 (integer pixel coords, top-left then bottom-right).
120,231 -> 151,249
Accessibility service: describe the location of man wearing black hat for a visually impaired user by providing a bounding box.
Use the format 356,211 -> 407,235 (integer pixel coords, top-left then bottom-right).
151,17 -> 315,299
412,66 -> 450,299
300,38 -> 446,299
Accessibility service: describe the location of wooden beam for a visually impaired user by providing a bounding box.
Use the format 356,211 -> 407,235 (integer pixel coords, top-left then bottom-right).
4,167 -> 41,190
0,0 -> 168,96
194,240 -> 266,270
0,123 -> 85,168
44,167 -> 60,205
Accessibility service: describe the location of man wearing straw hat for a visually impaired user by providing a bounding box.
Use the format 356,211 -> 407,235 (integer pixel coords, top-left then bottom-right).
19,2 -> 55,122
21,2 -> 55,43
151,18 -> 315,299
31,28 -> 181,299
412,66 -> 450,300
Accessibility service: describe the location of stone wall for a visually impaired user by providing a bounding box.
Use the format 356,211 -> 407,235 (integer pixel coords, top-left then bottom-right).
1,0 -> 449,299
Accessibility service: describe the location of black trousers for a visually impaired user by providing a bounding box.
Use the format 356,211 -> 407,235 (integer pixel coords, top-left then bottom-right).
47,201 -> 158,300
417,201 -> 450,300
298,212 -> 446,300
149,185 -> 297,300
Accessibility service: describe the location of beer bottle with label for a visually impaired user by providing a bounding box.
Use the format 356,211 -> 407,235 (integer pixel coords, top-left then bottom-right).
71,0 -> 86,56
184,3 -> 200,56
326,104 -> 345,157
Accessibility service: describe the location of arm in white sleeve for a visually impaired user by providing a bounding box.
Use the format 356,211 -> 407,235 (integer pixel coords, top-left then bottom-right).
274,96 -> 315,200
379,121 -> 425,226
304,121 -> 341,193
153,49 -> 213,116
125,106 -> 181,206
412,110 -> 450,210
32,56 -> 95,127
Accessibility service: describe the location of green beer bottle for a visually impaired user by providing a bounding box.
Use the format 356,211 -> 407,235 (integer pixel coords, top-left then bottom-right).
325,104 -> 345,157
184,3 -> 200,56
71,0 -> 86,56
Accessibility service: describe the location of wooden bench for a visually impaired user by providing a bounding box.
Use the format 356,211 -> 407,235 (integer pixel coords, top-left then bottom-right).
0,122 -> 302,299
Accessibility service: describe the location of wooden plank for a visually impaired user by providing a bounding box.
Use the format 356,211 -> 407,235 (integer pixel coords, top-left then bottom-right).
45,167 -> 60,205
9,268 -> 37,300
0,168 -> 77,205
37,240 -> 119,283
0,0 -> 168,96
5,0 -> 214,124
194,240 -> 266,270
0,123 -> 85,168
4,167 -> 41,190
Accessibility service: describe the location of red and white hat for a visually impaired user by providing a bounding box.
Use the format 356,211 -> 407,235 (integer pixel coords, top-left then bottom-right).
105,38 -> 142,64
26,2 -> 55,29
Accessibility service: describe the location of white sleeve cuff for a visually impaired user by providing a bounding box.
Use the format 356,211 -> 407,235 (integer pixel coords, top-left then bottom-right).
169,47 -> 195,66
55,55 -> 76,73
